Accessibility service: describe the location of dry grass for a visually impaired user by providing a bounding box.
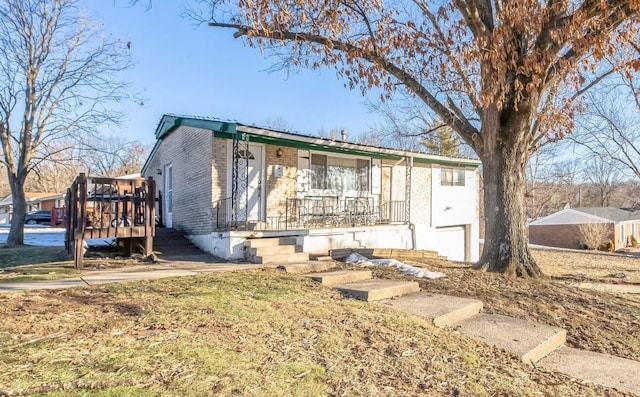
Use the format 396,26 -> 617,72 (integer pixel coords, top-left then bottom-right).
0,269 -> 629,397
379,247 -> 640,365
533,247 -> 640,283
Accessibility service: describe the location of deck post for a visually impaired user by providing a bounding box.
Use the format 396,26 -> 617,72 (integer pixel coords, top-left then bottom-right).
74,173 -> 88,270
145,177 -> 156,257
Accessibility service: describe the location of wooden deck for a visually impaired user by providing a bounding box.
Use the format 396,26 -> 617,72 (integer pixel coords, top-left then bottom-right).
66,173 -> 156,269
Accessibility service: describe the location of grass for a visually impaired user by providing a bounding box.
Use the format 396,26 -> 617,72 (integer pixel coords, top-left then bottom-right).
0,269 -> 632,396
0,245 -> 77,282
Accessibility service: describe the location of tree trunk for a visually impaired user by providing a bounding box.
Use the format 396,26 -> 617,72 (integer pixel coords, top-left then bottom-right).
473,116 -> 545,277
6,174 -> 26,247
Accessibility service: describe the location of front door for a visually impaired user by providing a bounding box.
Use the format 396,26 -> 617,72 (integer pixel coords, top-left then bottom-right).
236,145 -> 263,222
164,164 -> 173,228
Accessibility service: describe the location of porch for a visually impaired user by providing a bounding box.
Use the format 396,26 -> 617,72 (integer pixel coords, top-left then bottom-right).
210,196 -> 408,231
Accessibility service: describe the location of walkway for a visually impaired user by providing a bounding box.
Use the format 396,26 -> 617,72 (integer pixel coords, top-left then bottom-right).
0,227 -> 273,292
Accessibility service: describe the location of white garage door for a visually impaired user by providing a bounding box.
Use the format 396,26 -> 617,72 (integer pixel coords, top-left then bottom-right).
436,226 -> 466,262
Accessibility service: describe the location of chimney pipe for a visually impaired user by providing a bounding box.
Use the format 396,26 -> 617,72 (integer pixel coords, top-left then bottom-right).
341,129 -> 347,141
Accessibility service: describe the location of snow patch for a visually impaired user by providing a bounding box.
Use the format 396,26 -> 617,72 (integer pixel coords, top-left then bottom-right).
344,252 -> 445,279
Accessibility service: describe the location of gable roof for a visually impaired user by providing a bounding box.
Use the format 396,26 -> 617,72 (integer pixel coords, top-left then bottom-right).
142,114 -> 482,174
0,192 -> 65,207
529,207 -> 640,226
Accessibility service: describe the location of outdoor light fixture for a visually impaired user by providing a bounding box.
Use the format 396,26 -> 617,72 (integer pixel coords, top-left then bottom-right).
156,168 -> 162,175
276,147 -> 283,158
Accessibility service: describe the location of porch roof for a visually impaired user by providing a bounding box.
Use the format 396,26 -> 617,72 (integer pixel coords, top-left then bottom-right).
147,114 -> 481,169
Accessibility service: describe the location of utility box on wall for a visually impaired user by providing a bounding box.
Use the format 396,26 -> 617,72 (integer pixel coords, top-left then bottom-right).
273,164 -> 284,178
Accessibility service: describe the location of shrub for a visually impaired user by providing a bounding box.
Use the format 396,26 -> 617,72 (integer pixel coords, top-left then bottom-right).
576,222 -> 610,250
631,235 -> 638,248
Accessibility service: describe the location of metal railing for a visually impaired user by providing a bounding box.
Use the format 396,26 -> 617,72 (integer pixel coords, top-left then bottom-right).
212,196 -> 407,231
276,198 -> 407,231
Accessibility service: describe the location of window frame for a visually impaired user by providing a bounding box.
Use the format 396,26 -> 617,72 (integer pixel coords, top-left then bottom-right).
307,151 -> 371,194
441,167 -> 466,187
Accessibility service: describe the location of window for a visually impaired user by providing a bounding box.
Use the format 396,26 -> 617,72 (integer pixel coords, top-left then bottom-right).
441,168 -> 465,186
310,153 -> 370,191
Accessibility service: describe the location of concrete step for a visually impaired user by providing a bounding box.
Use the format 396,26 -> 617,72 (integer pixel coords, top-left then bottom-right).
306,270 -> 372,286
313,255 -> 333,262
380,292 -> 483,327
538,347 -> 640,394
330,247 -> 442,260
455,313 -> 566,364
279,262 -> 337,274
253,252 -> 310,264
244,237 -> 297,248
334,279 -> 420,302
247,245 -> 299,257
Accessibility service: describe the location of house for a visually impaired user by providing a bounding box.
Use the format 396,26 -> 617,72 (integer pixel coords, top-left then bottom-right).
141,114 -> 481,262
528,207 -> 640,250
0,192 -> 65,224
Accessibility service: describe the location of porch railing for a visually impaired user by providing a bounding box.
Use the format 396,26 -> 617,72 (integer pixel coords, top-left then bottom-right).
277,198 -> 407,230
212,196 -> 407,231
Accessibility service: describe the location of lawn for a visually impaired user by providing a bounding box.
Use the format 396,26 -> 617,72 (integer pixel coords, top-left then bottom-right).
0,244 -> 143,282
0,245 -> 77,282
0,246 -> 638,395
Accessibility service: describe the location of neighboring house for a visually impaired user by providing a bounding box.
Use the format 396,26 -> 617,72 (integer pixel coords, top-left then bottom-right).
528,207 -> 640,250
0,192 -> 65,224
141,114 -> 481,261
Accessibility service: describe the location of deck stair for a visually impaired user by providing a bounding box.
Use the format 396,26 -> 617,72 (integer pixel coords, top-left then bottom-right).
244,237 -> 309,264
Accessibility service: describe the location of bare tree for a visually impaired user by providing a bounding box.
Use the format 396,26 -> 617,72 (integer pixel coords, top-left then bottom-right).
261,116 -> 295,132
525,146 -> 579,219
572,74 -> 640,181
581,155 -> 623,207
365,90 -> 473,156
0,0 -> 132,246
85,136 -> 149,178
26,142 -> 85,193
202,1 -> 640,277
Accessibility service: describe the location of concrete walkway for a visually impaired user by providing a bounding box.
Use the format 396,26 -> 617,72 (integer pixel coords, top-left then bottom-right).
0,262 -> 274,292
0,227 -> 276,292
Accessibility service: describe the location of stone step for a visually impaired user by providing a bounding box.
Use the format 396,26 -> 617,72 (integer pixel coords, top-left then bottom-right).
455,313 -> 566,364
279,262 -> 337,274
306,270 -> 372,286
380,292 -> 483,327
334,279 -> 420,302
253,252 -> 310,264
244,237 -> 297,248
538,347 -> 640,394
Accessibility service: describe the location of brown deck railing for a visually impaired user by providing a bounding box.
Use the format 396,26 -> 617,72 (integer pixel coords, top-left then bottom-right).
66,173 -> 156,269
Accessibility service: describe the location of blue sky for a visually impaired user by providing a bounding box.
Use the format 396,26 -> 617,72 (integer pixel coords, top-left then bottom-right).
83,1 -> 382,146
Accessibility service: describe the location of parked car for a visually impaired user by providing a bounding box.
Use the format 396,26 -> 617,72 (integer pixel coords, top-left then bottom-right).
24,210 -> 52,225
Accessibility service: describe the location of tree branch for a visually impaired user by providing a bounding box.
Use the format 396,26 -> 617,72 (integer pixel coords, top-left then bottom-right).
208,21 -> 480,145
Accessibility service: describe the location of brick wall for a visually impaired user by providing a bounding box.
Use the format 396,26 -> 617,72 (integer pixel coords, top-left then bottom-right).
529,223 -> 615,250
264,145 -> 298,221
211,137 -> 228,201
409,164 -> 431,225
142,126 -> 213,235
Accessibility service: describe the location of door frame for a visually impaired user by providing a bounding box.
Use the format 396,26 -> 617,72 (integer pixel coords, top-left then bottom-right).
225,141 -> 266,222
164,163 -> 173,228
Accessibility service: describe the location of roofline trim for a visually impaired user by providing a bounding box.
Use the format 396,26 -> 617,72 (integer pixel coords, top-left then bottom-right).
145,114 -> 482,169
